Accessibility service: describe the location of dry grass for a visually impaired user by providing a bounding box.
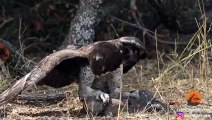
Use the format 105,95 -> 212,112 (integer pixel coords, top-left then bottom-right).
1,36 -> 212,120
0,5 -> 212,120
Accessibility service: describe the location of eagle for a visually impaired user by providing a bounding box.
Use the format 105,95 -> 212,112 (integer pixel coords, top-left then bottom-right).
0,37 -> 147,114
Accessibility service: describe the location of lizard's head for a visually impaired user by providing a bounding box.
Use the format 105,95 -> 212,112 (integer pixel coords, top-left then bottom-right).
119,37 -> 147,73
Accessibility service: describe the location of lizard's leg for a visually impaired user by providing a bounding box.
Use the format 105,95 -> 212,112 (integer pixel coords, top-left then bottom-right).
106,65 -> 169,115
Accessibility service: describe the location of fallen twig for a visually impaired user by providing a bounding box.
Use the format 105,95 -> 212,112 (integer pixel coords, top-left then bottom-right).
17,93 -> 67,102
16,93 -> 124,106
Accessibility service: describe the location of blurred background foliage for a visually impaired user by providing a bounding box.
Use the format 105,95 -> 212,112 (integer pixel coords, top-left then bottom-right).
0,0 -> 78,54
1,0 -> 212,56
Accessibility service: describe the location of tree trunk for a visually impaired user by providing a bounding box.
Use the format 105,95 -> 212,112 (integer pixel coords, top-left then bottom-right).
60,0 -> 104,49
60,0 -> 131,49
0,0 -> 131,78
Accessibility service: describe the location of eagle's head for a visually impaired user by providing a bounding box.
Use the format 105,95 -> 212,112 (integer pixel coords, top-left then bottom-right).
119,37 -> 147,73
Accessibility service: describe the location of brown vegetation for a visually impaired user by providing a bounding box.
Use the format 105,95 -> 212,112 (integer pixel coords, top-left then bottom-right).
0,39 -> 10,64
0,0 -> 212,119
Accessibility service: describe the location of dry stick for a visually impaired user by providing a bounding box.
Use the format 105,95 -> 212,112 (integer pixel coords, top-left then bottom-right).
179,108 -> 212,115
16,93 -> 124,106
130,0 -> 145,27
16,93 -> 66,102
116,76 -> 123,120
0,18 -> 14,29
110,16 -> 189,45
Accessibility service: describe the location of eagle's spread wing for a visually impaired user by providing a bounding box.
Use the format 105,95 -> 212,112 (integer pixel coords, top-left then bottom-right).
0,49 -> 89,105
0,36 -> 146,107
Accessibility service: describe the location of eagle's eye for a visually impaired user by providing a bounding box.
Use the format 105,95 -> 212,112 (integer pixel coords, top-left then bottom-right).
139,51 -> 147,59
123,46 -> 140,59
133,49 -> 138,54
123,47 -> 130,54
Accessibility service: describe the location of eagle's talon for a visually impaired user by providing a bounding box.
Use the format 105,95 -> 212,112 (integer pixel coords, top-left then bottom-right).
99,93 -> 110,104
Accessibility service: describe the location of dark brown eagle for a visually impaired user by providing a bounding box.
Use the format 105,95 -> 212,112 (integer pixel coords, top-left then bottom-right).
0,37 -> 147,114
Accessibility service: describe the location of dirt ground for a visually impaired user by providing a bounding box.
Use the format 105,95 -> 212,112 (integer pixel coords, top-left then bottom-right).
0,59 -> 212,120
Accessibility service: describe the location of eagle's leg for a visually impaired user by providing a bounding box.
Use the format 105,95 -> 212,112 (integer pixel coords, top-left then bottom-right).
107,65 -> 131,100
78,65 -> 110,114
107,65 -> 123,99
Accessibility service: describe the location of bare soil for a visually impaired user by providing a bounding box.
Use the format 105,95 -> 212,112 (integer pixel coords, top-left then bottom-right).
0,59 -> 212,120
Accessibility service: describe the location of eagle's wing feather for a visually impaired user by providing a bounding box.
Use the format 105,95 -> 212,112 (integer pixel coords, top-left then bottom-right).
0,36 -> 146,109
0,49 -> 89,105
